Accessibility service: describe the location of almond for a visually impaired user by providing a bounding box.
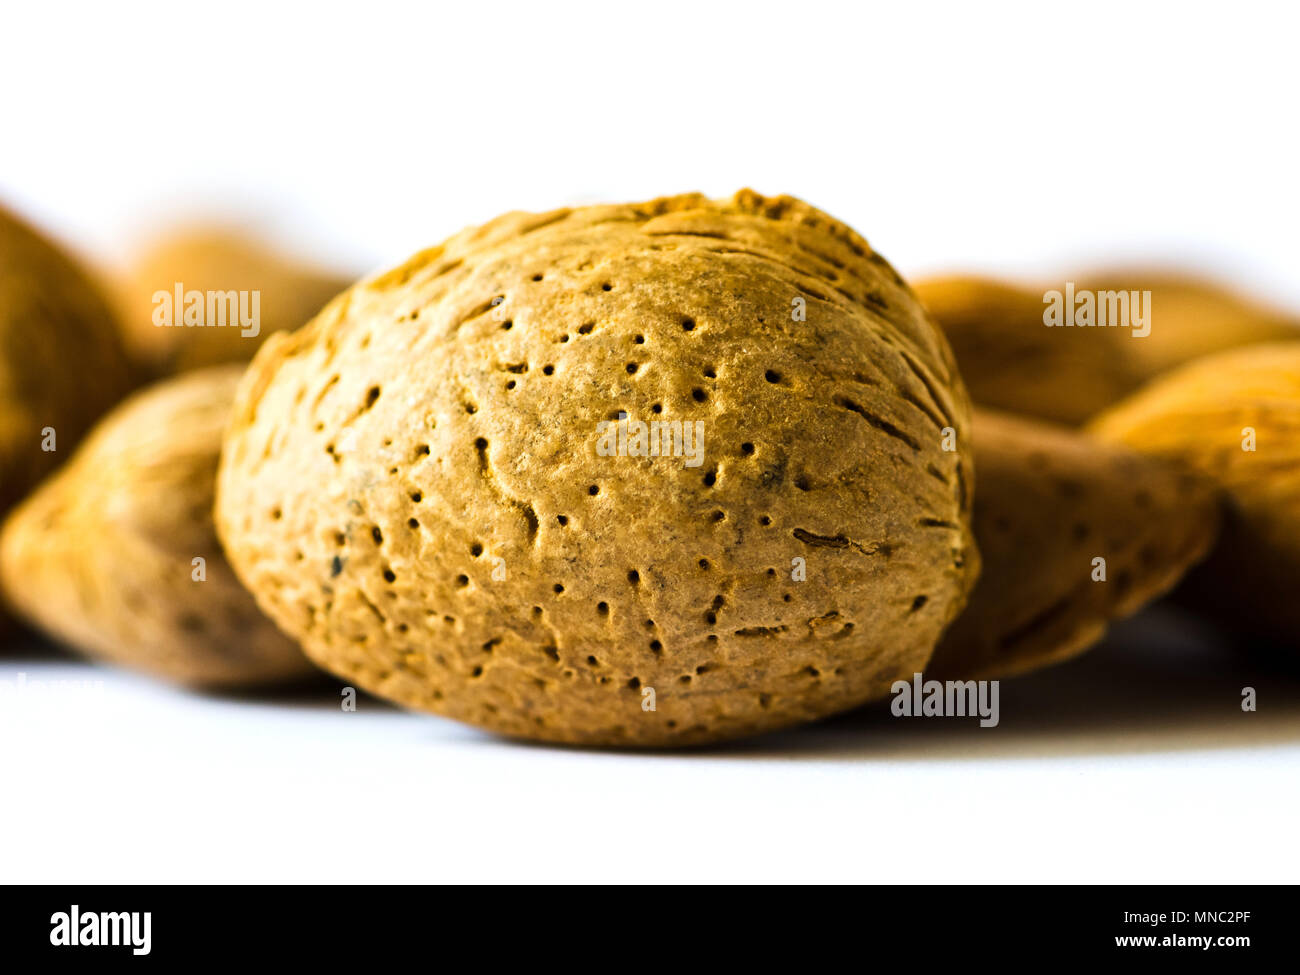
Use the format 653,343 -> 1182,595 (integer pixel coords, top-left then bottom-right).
915,271 -> 1299,424
927,409 -> 1219,680
112,225 -> 352,376
0,366 -> 315,686
0,203 -> 135,636
1090,342 -> 1300,646
216,191 -> 980,746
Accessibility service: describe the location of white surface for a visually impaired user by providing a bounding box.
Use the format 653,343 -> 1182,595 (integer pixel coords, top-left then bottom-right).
5,614 -> 1299,884
2,3 -> 1299,883
2,2 -> 1299,305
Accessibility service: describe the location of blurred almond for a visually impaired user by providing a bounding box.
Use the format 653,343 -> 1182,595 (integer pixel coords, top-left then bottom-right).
1090,342 -> 1300,647
915,271 -> 1299,424
113,225 -> 353,376
1,366 -> 316,686
0,203 -> 136,638
927,409 -> 1220,680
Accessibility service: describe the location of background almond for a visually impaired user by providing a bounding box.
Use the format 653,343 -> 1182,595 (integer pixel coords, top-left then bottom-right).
0,203 -> 136,639
112,224 -> 353,377
926,409 -> 1220,680
1090,342 -> 1300,647
0,366 -> 316,686
915,272 -> 1299,425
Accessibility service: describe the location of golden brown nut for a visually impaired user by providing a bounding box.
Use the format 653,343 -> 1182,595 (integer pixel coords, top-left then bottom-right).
0,204 -> 135,511
913,276 -> 1134,425
926,410 -> 1220,680
1090,343 -> 1300,646
113,225 -> 352,376
0,366 -> 315,687
217,190 -> 979,746
0,203 -> 136,636
1085,269 -> 1300,381
914,272 -> 1299,425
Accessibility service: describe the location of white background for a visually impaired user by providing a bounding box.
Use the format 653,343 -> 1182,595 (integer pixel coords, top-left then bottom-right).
2,2 -> 1299,884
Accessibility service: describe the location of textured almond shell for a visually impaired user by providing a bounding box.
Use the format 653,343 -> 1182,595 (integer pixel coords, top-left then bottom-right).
0,366 -> 315,686
217,190 -> 979,746
927,409 -> 1220,680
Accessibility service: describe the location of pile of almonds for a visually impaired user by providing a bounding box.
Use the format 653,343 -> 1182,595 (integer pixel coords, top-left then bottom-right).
1,192 -> 1295,747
